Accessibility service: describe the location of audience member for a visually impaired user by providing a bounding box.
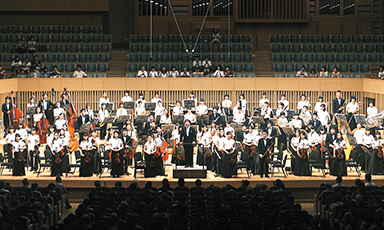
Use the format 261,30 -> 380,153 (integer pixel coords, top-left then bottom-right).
159,66 -> 169,77
11,56 -> 22,74
30,67 -> 41,78
0,65 -> 5,79
192,56 -> 202,73
364,173 -> 376,187
148,66 -> 158,77
27,36 -> 37,53
31,55 -> 42,71
41,66 -> 50,78
211,28 -> 220,43
224,65 -> 233,77
50,65 -> 61,78
55,176 -> 72,209
169,66 -> 179,77
331,67 -> 340,78
16,36 -> 27,53
320,66 -> 328,78
213,65 -> 224,77
137,65 -> 148,77
22,57 -> 31,74
296,65 -> 308,78
309,69 -> 317,78
332,175 -> 346,188
202,56 -> 212,75
378,65 -> 384,80
73,64 -> 88,78
180,66 -> 189,77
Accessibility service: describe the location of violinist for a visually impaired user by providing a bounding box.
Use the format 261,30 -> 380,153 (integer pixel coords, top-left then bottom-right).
260,101 -> 272,127
33,107 -> 43,127
53,102 -> 64,120
144,136 -> 157,177
79,133 -> 93,177
184,108 -> 196,124
209,107 -> 220,124
299,106 -> 312,128
38,93 -> 54,125
99,91 -> 110,109
289,113 -> 302,131
76,108 -> 91,141
160,109 -> 172,125
308,126 -> 321,152
196,99 -> 208,116
196,125 -> 212,169
331,132 -> 347,176
16,122 -> 27,141
257,131 -> 271,178
51,132 -> 64,177
89,130 -> 101,173
172,100 -> 183,116
154,100 -> 164,117
153,131 -> 165,176
276,103 -> 287,119
12,133 -> 27,176
297,94 -> 311,112
242,126 -> 256,165
104,128 -> 114,156
224,122 -> 235,138
296,131 -> 310,176
59,128 -> 70,173
317,104 -> 329,129
221,132 -> 236,178
46,126 -> 56,151
27,127 -> 40,171
361,129 -> 374,172
120,128 -> 132,176
233,107 -> 245,124
109,131 -> 124,178
2,96 -> 12,133
319,128 -> 327,155
55,113 -> 67,130
367,131 -> 384,175
278,94 -> 289,111
290,130 -> 301,174
98,103 -> 109,139
171,123 -> 181,164
213,128 -> 225,175
308,113 -> 322,133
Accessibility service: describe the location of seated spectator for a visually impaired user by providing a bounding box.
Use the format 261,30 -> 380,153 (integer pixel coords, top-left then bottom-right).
41,66 -> 50,78
148,66 -> 158,77
331,67 -> 340,78
332,175 -> 346,188
211,28 -> 220,44
159,66 -> 169,77
213,65 -> 224,78
174,177 -> 188,192
296,65 -> 308,78
192,56 -> 202,73
21,178 -> 30,188
319,66 -> 328,78
224,66 -> 233,77
169,66 -> 179,78
137,65 -> 148,77
180,66 -> 190,77
55,176 -> 72,209
0,65 -> 6,79
365,173 -> 376,187
11,56 -> 22,74
50,65 -> 61,78
202,56 -> 212,75
17,36 -> 27,53
309,69 -> 317,78
27,36 -> 37,53
22,57 -> 31,74
378,65 -> 384,80
30,67 -> 41,78
73,64 -> 88,78
31,55 -> 42,71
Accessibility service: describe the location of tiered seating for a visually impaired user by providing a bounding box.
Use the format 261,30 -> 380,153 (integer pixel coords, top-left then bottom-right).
0,25 -> 111,77
271,34 -> 383,78
127,34 -> 255,77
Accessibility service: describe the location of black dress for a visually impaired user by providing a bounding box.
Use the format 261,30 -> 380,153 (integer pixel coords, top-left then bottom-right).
145,154 -> 157,177
221,150 -> 237,178
296,143 -> 311,176
79,149 -> 94,177
368,148 -> 384,175
51,152 -> 64,176
332,149 -> 347,176
111,150 -> 124,176
12,142 -> 26,176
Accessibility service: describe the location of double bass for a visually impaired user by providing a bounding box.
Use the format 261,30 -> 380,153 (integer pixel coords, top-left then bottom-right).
63,88 -> 79,152
36,110 -> 49,144
9,91 -> 24,128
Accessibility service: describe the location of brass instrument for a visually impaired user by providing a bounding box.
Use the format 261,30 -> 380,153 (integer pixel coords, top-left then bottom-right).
99,110 -> 112,127
365,112 -> 384,129
299,112 -> 311,125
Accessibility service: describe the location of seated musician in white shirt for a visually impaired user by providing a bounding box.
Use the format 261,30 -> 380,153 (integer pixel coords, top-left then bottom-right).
151,92 -> 161,105
289,113 -> 303,130
222,94 -> 232,115
53,101 -> 65,120
160,109 -> 172,125
224,122 -> 235,138
172,100 -> 183,116
297,94 -> 311,112
195,99 -> 208,116
135,100 -> 146,116
154,100 -> 165,117
55,113 -> 67,130
184,108 -> 196,124
116,103 -> 127,119
121,90 -> 132,103
307,126 -> 321,147
148,66 -> 158,78
367,101 -> 378,118
137,65 -> 148,78
233,107 -> 245,124
259,93 -> 269,107
278,94 -> 289,111
299,106 -> 312,126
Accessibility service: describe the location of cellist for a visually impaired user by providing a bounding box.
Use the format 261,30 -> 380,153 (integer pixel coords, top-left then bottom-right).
1,96 -> 12,133
33,107 -> 43,127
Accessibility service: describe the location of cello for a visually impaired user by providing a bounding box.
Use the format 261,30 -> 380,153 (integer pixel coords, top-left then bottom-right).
63,88 -> 79,152
9,91 -> 24,128
36,110 -> 49,144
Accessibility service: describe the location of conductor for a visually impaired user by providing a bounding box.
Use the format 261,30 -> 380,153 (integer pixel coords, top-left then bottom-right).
180,120 -> 196,167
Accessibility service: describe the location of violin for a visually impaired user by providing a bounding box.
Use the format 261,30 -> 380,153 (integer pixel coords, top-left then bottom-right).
320,142 -> 326,153
175,142 -> 185,160
54,147 -> 64,164
299,148 -> 307,159
84,150 -> 92,163
9,91 -> 24,129
228,149 -> 236,165
110,148 -> 121,164
250,145 -> 257,156
336,148 -> 344,159
377,146 -> 383,158
311,142 -> 317,151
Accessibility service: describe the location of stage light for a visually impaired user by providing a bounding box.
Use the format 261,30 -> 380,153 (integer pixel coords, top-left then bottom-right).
192,49 -> 195,53
185,49 -> 189,53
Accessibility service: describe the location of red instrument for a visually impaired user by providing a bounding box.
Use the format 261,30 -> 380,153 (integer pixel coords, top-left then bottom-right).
9,91 -> 24,128
336,148 -> 344,159
84,150 -> 92,163
378,147 -> 383,158
250,145 -> 257,156
54,147 -> 65,164
63,88 -> 79,152
162,140 -> 169,161
110,149 -> 121,164
36,111 -> 49,144
320,142 -> 326,153
299,148 -> 307,159
311,144 -> 317,151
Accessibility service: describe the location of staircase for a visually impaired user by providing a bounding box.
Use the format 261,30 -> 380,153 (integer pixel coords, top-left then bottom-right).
254,50 -> 274,77
107,49 -> 129,76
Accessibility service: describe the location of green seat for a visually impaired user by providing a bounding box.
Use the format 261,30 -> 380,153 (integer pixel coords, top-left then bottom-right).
280,35 -> 289,43
339,64 -> 348,73
131,35 -> 140,43
307,64 -> 316,71
41,26 -> 50,33
171,44 -> 180,52
274,64 -> 284,72
98,64 -> 107,72
347,54 -> 356,62
295,64 -> 305,71
192,44 -> 200,52
312,44 -> 321,52
51,35 -> 60,43
10,35 -> 18,43
311,35 -> 320,43
305,54 -> 314,62
373,35 -> 382,43
301,35 -> 310,43
0,45 -> 5,53
349,64 -> 359,72
315,54 -> 324,62
151,35 -> 159,43
362,35 -> 371,43
22,25 -> 31,33
45,64 -> 53,71
181,54 -> 189,62
336,54 -> 346,62
376,45 -> 384,53
353,74 -> 362,78
222,54 -> 231,62
32,26 -> 40,33
234,64 -> 243,72
151,44 -> 159,52
351,35 -> 360,43
91,44 -> 99,52
325,54 -> 334,62
242,44 -> 251,52
366,44 -> 374,52
244,64 -> 253,72
128,64 -> 137,72
161,44 -> 170,52
68,54 -> 77,62
322,44 -> 331,52
320,35 -> 329,43
170,35 -> 179,43
150,54 -> 159,62
140,54 -> 148,62
273,54 -> 282,62
212,54 -> 220,62
161,54 -> 169,62
360,64 -> 370,73
55,64 -> 64,72
290,35 -> 299,43
11,25 -> 19,33
232,35 -> 240,43
141,35 -> 150,43
171,54 -> 179,62
328,64 -> 337,72
271,44 -> 281,52
36,54 -> 45,62
342,74 -> 351,78
0,35 -> 8,43
342,35 -> 350,43
282,44 -> 291,52
302,44 -> 311,52
70,44 -> 79,52
3,54 -> 12,62
100,44 -> 109,52
245,74 -> 254,78
270,35 -> 279,43
99,54 -> 108,62
241,35 -> 251,43
96,74 -> 105,78
65,64 -> 75,72
141,44 -> 149,52
83,35 -> 91,43
212,44 -> 220,52
344,44 -> 353,52
291,44 -> 300,52
7,44 -> 15,52
234,74 -> 243,78
368,54 -> 377,62
131,44 -> 139,52
63,74 -> 72,78
276,74 -> 285,78
0,26 -> 9,33
181,35 -> 189,43
127,74 -> 136,78
62,35 -> 70,43
57,54 -> 66,62
232,44 -> 241,52
192,74 -> 201,78
287,74 -> 296,78
83,26 -> 92,34
233,54 -> 242,62
161,35 -> 170,43
357,54 -> 366,62
80,44 -> 89,52
72,26 -> 81,34
62,25 -> 70,34
285,64 -> 294,72
71,35 -> 81,43
331,35 -> 340,43
293,54 -> 302,62
92,35 -> 101,43
102,35 -> 111,43
79,54 -> 88,62
201,44 -> 210,52
243,54 -> 252,62
354,44 -> 363,52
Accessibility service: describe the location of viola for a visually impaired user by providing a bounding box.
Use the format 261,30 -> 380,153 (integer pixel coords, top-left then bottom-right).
15,151 -> 24,162
228,149 -> 236,165
161,139 -> 169,161
9,91 -> 24,128
311,143 -> 317,151
378,147 -> 383,158
336,148 -> 344,159
299,148 -> 307,159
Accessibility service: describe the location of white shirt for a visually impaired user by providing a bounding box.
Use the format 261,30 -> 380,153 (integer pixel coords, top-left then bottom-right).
26,103 -> 37,119
213,70 -> 224,77
151,97 -> 162,105
144,141 -> 156,153
16,129 -> 28,140
196,105 -> 208,115
53,108 -> 65,118
239,99 -> 247,110
297,100 -> 311,110
184,113 -> 196,123
51,139 -> 63,152
298,139 -> 309,150
216,137 -> 226,150
98,109 -> 109,122
80,140 -> 92,151
160,115 -> 171,124
55,119 -> 67,130
73,70 -> 87,78
373,139 -> 384,149
362,134 -> 374,146
320,71 -> 328,78
137,70 -> 148,78
291,137 -> 300,148
121,96 -> 132,102
308,132 -> 321,144
224,127 -> 235,137
278,100 -> 289,110
199,132 -> 211,146
193,60 -> 202,68
159,71 -> 169,78
296,71 -> 308,78
222,100 -> 232,108
202,60 -> 212,68
290,119 -> 302,129
154,106 -> 164,116
180,71 -> 190,77
353,129 -> 364,144
346,102 -> 358,113
318,110 -> 329,126
244,133 -> 257,144
12,140 -> 26,152
99,97 -> 110,109
378,70 -> 384,79
5,133 -> 15,144
109,138 -> 123,149
59,135 -> 69,146
169,70 -> 179,77
149,71 -> 158,78
223,138 -> 235,150
173,106 -> 183,115
27,134 -> 40,151
233,111 -> 245,123
367,106 -> 378,118
259,98 -> 269,107
262,107 -> 272,119
315,102 -> 327,113
116,108 -> 127,118
172,130 -> 180,143
333,140 -> 346,150
276,109 -> 287,117
33,113 -> 43,122
135,106 -> 145,116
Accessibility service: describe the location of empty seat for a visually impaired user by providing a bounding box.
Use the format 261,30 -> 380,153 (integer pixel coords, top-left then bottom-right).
315,54 -> 324,62
368,54 -> 377,62
307,64 -> 316,71
242,44 -> 251,52
275,64 -> 284,72
131,35 -> 140,43
294,54 -> 302,62
311,35 -> 320,43
290,35 -> 299,43
285,64 -> 294,72
344,44 -> 353,52
276,74 -> 285,78
102,35 -> 111,43
70,44 -> 79,52
350,64 -> 359,72
51,35 -> 60,43
7,44 -> 15,52
339,64 -> 348,73
130,44 -> 139,52
280,35 -> 289,43
320,35 -> 330,43
243,54 -> 252,62
65,64 -> 75,72
49,44 -> 59,52
91,44 -> 99,52
353,74 -> 362,78
150,54 -> 159,62
0,35 -> 8,43
62,35 -> 70,43
46,54 -> 56,62
312,44 -> 321,52
273,54 -> 282,62
92,35 -> 101,43
87,64 -> 96,72
322,44 -> 332,52
234,64 -> 243,72
140,54 -> 149,62
0,45 -> 5,53
9,35 -> 18,43
373,35 -> 382,43
301,35 -> 310,43
22,25 -> 30,33
95,74 -> 105,78
360,64 -> 370,73
128,64 -> 137,72
79,54 -> 88,62
331,35 -> 340,43
171,54 -> 179,62
245,74 -> 254,78
100,44 -> 109,52
67,54 -> 77,62
342,35 -> 351,43
376,44 -> 384,53
270,35 -> 279,43
42,26 -> 50,33
150,35 -> 159,43
83,35 -> 91,43
72,26 -> 81,34
281,44 -> 291,52
347,54 -> 356,62
39,34 -> 49,43
287,74 -> 296,78
83,26 -> 91,34
362,35 -> 371,43
161,44 -> 170,52
52,26 -> 61,33
292,44 -> 300,53
212,54 -> 220,62
160,35 -> 170,43
202,35 -> 210,42
160,54 -> 169,62
93,25 -> 101,33
170,35 -> 179,43
357,54 -> 366,62
180,54 -> 189,62
354,44 -> 363,52
233,44 -> 241,52
62,26 -> 71,34
366,44 -> 374,52
80,44 -> 89,52
151,44 -> 159,52
55,64 -> 64,72
212,44 -> 220,52
140,35 -> 149,43
271,44 -> 281,52
222,54 -> 231,62
325,54 -> 334,62
342,74 -> 351,78
99,54 -> 108,62
334,44 -> 343,52
328,64 -> 337,72
11,25 -> 19,33
232,35 -> 240,43
181,35 -> 189,43
192,44 -> 200,52
172,44 -> 180,52
59,44 -> 68,52
0,26 -> 9,33
241,35 -> 251,42
57,54 -> 66,62
3,54 -> 12,62
302,44 -> 311,52
244,64 -> 253,72
305,54 -> 314,62
351,35 -> 361,43
233,54 -> 242,62
336,54 -> 346,62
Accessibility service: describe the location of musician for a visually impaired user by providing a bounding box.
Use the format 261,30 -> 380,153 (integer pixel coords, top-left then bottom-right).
367,131 -> 384,175
171,123 -> 181,164
120,128 -> 132,175
151,92 -> 161,105
221,132 -> 236,178
196,99 -> 208,116
332,90 -> 345,115
27,127 -> 40,171
289,113 -> 302,131
192,56 -> 202,73
242,126 -> 257,164
121,90 -> 133,103
38,93 -> 54,125
172,100 -> 183,116
79,133 -> 93,177
26,97 -> 37,124
261,102 -> 272,127
217,102 -> 223,115
278,94 -> 289,111
213,66 -> 224,78
297,94 -> 311,112
222,94 -> 232,116
169,66 -> 179,78
317,104 -> 329,129
233,107 -> 245,124
212,129 -> 225,175
144,114 -> 155,136
149,66 -> 158,78
319,66 -> 328,78
185,92 -> 197,108
308,126 -> 321,151
308,113 -> 322,133
361,129 -> 374,171
98,103 -> 109,139
331,132 -> 347,176
76,109 -> 91,141
257,131 -> 272,178
154,100 -> 164,117
51,132 -> 64,177
367,101 -> 378,118
296,66 -> 308,78
104,128 -> 114,154
33,107 -> 43,127
136,93 -> 146,106
184,108 -> 196,124
290,130 -> 301,174
209,107 -> 220,124
238,94 -> 247,110
296,131 -> 310,176
99,91 -> 110,109
180,120 -> 197,167
109,131 -> 124,177
135,100 -> 146,118
346,96 -> 359,130
137,65 -> 148,78
224,122 -> 235,138
276,103 -> 287,118
85,104 -> 94,120
46,126 -> 56,151
258,93 -> 269,107
197,125 -> 212,169
314,96 -> 327,113
153,131 -> 166,176
116,102 -> 128,124
325,125 -> 337,170
15,122 -> 27,141
144,136 -> 157,177
12,133 -> 26,176
55,113 -> 67,130
160,109 -> 171,125
60,94 -> 70,107
53,102 -> 65,119
89,130 -> 101,173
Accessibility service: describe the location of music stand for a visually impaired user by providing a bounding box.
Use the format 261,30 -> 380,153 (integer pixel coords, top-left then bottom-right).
136,115 -> 149,124
251,116 -> 265,124
102,116 -> 116,126
106,103 -> 114,111
216,115 -> 225,125
124,102 -> 135,110
354,114 -> 366,126
26,106 -> 37,115
145,102 -> 156,111
286,110 -> 295,119
92,119 -> 99,126
163,124 -> 175,135
166,139 -> 175,148
197,115 -> 209,125
131,141 -> 139,150
183,100 -> 195,109
230,123 -> 241,131
282,126 -> 295,136
79,123 -> 91,133
172,115 -> 184,125
117,115 -> 131,124
335,114 -> 347,120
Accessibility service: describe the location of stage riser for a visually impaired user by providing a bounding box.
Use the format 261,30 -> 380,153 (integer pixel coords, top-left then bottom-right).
173,169 -> 207,178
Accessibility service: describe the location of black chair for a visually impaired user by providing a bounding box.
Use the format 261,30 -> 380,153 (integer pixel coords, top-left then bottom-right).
346,158 -> 361,177
309,150 -> 326,177
270,155 -> 288,177
0,151 -> 13,175
66,150 -> 81,177
37,147 -> 52,177
98,145 -> 112,178
134,151 -> 146,178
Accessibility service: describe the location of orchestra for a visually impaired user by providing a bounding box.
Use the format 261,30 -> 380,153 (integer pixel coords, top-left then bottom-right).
1,88 -> 384,180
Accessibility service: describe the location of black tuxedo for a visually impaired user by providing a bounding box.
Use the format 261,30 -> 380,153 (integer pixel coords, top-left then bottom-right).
326,132 -> 337,154
180,125 -> 197,166
38,99 -> 54,125
60,99 -> 70,107
308,119 -> 322,133
76,114 -> 90,129
257,137 -> 272,176
332,97 -> 345,114
209,112 -> 220,123
2,102 -> 12,131
264,126 -> 277,139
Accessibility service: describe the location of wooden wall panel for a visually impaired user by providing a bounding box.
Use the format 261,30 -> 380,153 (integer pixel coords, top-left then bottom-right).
0,0 -> 109,11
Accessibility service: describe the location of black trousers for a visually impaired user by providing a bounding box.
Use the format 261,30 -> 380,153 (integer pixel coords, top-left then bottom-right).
183,142 -> 194,166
